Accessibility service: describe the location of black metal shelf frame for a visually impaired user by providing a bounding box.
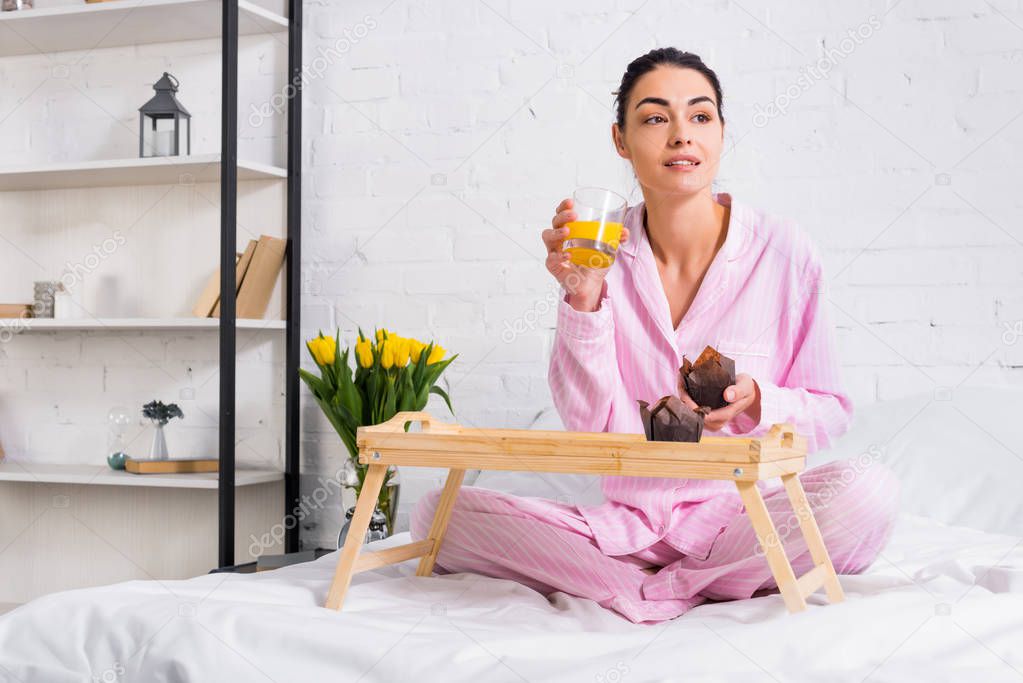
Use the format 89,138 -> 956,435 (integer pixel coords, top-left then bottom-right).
218,0 -> 302,567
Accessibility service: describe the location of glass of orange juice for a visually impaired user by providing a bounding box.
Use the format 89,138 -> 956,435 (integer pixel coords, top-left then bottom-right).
564,187 -> 627,269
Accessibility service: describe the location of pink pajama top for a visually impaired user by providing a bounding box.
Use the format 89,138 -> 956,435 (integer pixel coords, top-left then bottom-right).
548,192 -> 854,561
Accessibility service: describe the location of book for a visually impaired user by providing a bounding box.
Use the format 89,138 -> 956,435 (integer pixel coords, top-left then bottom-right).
191,256 -> 239,318
212,239 -> 259,317
192,269 -> 222,318
235,235 -> 287,319
124,457 -> 219,474
191,247 -> 249,318
0,304 -> 33,319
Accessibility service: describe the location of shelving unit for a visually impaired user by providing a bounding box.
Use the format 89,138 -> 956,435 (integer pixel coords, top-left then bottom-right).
16,318 -> 286,331
0,155 -> 287,191
0,0 -> 286,57
0,0 -> 303,568
0,461 -> 282,489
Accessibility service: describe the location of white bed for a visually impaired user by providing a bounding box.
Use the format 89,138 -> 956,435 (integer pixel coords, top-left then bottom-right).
2,386 -> 1021,682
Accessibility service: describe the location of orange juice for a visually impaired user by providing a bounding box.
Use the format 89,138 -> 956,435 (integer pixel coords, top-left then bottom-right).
564,220 -> 624,268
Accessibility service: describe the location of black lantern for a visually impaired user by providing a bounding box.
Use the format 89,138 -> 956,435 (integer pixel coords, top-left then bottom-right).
138,72 -> 191,158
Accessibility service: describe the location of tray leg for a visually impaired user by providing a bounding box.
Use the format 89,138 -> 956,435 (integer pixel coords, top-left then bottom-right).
415,468 -> 466,577
325,463 -> 388,611
734,480 -> 807,613
781,473 -> 845,605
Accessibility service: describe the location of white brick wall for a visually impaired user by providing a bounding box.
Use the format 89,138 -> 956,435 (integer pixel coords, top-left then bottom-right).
296,0 -> 1023,546
2,0 -> 1022,550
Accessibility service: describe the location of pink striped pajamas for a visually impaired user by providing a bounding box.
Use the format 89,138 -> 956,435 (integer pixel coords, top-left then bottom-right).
409,193 -> 901,623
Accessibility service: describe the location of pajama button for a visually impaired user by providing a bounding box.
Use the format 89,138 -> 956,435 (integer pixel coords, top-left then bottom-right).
657,524 -> 664,533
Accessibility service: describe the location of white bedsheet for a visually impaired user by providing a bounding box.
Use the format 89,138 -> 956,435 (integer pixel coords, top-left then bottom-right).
1,513 -> 1020,682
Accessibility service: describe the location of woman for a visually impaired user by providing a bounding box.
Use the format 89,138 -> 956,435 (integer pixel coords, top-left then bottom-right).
411,48 -> 900,624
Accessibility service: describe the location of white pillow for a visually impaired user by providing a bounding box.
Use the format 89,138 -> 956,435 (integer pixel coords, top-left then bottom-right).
812,384 -> 1023,537
473,386 -> 1023,536
471,406 -> 605,506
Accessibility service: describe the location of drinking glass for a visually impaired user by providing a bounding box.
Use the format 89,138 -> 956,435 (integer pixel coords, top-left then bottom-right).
564,187 -> 627,269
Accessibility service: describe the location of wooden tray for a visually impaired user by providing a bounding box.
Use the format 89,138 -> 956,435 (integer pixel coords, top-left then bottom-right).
325,411 -> 844,616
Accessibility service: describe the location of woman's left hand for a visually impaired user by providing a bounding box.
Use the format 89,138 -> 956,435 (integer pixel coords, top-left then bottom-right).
678,373 -> 761,431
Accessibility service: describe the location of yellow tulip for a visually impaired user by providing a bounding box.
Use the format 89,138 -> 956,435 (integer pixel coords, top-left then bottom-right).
308,335 -> 337,366
427,343 -> 445,365
380,339 -> 394,369
409,338 -> 426,363
355,338 -> 373,368
375,328 -> 389,344
391,336 -> 411,367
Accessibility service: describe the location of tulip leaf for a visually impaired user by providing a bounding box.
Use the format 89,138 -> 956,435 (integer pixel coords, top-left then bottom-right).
298,368 -> 327,400
397,369 -> 416,412
429,384 -> 454,416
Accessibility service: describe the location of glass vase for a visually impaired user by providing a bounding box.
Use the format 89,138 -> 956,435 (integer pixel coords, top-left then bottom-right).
336,475 -> 401,548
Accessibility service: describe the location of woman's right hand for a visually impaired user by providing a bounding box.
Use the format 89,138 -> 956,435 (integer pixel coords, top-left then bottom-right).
542,198 -> 629,312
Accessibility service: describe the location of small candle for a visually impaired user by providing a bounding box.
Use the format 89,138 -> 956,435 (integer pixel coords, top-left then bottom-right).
153,130 -> 174,156
53,292 -> 73,319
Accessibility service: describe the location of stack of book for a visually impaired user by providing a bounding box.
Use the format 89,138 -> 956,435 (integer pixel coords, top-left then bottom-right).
0,304 -> 33,319
192,235 -> 287,319
124,457 -> 218,474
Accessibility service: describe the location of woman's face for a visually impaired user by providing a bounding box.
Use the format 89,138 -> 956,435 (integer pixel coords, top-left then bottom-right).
612,66 -> 724,198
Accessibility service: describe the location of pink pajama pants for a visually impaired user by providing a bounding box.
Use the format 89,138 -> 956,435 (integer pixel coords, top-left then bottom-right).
409,456 -> 901,624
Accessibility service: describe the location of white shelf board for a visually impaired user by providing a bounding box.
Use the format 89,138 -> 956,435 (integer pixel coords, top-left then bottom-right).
0,0 -> 287,58
0,154 -> 287,191
12,318 -> 286,331
0,461 -> 283,490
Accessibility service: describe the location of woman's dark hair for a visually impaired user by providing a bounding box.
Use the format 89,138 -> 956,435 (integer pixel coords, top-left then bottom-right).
613,48 -> 725,130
